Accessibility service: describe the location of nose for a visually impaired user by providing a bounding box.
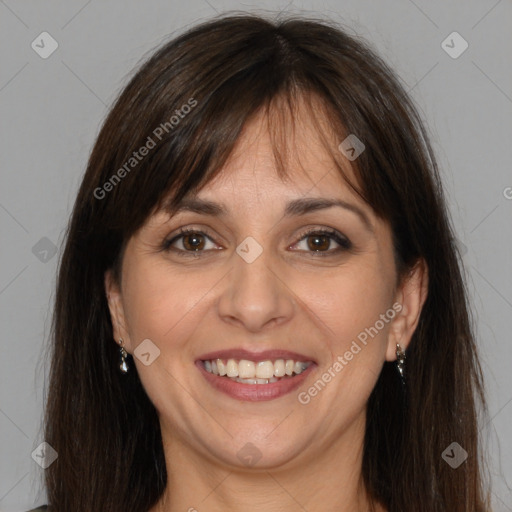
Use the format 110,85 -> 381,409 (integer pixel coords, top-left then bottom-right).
216,243 -> 296,333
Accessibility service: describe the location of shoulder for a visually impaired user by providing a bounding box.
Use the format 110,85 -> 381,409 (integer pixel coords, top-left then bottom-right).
27,507 -> 48,511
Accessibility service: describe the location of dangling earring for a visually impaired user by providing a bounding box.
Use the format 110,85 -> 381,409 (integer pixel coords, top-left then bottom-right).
396,343 -> 406,382
118,338 -> 129,373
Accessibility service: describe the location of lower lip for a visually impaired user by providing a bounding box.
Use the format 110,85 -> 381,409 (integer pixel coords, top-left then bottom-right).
196,360 -> 316,402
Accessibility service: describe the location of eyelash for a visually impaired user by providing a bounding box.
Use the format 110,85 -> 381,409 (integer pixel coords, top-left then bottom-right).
161,226 -> 352,258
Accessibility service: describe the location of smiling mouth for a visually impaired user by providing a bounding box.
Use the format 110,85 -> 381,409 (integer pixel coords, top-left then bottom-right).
201,358 -> 313,385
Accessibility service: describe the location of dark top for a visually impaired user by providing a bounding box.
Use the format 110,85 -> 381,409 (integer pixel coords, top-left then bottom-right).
28,507 -> 48,511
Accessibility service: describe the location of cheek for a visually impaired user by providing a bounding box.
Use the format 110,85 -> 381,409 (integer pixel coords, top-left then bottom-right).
120,259 -> 220,415
295,261 -> 394,353
121,258 -> 216,349
293,264 -> 395,422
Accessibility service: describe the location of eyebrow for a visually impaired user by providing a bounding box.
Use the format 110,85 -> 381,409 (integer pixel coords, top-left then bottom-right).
165,196 -> 373,232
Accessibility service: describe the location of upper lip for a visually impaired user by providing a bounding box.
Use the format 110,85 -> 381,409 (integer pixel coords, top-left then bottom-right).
197,348 -> 316,363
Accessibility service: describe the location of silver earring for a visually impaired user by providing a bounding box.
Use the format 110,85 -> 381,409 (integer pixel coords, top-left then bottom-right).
118,338 -> 129,373
396,343 -> 406,380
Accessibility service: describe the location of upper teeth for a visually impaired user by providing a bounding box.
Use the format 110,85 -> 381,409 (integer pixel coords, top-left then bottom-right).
204,358 -> 311,378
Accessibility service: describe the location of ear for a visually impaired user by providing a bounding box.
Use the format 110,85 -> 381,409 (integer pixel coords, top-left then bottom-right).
104,269 -> 131,353
385,259 -> 429,362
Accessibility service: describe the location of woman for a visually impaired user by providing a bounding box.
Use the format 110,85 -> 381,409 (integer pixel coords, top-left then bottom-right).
37,12 -> 490,512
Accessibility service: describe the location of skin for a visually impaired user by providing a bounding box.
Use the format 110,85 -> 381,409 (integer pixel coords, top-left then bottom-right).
105,101 -> 428,512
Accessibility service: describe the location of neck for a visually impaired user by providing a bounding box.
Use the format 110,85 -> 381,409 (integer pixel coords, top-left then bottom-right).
151,412 -> 385,512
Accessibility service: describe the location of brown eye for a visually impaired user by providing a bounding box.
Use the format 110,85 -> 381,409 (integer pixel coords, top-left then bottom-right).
181,232 -> 206,251
163,228 -> 218,255
306,233 -> 331,252
291,228 -> 352,256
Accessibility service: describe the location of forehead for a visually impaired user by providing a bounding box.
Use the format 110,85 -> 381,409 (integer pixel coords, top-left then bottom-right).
186,102 -> 363,210
147,94 -> 379,239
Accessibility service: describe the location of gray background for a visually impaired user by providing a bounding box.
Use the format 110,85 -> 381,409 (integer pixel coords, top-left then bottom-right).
1,1 -> 511,510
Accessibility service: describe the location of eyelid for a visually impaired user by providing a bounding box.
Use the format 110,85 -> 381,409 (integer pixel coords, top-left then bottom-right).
289,226 -> 352,254
293,225 -> 349,242
162,226 -> 220,254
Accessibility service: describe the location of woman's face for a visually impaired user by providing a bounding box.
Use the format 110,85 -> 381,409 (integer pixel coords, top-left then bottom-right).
106,105 -> 426,472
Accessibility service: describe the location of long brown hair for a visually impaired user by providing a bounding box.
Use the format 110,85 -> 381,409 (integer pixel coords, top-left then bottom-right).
42,12 -> 490,511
